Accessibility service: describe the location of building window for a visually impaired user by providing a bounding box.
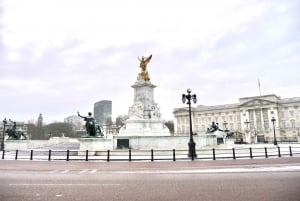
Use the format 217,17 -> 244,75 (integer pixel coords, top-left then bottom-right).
289,111 -> 294,117
291,120 -> 296,128
280,121 -> 286,129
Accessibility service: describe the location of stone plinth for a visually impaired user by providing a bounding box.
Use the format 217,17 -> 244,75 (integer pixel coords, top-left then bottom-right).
79,137 -> 113,155
119,76 -> 170,136
5,140 -> 29,151
114,135 -> 217,150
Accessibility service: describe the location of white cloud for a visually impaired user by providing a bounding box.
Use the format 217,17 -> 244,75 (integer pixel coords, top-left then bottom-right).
0,0 -> 300,123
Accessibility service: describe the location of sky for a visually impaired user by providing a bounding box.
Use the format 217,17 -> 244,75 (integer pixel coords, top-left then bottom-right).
0,0 -> 300,124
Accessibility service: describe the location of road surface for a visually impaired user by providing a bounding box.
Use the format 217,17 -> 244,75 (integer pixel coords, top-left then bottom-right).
0,157 -> 300,201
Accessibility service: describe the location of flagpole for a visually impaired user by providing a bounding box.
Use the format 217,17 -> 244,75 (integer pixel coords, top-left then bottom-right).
258,79 -> 261,96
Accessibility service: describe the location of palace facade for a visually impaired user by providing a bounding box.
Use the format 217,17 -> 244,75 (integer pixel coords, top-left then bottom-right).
173,94 -> 300,143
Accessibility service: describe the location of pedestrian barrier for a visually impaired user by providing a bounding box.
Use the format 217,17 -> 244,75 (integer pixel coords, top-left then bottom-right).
1,145 -> 300,162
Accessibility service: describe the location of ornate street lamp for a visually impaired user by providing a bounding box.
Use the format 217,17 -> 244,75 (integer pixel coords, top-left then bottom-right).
271,117 -> 278,145
182,89 -> 197,158
1,118 -> 7,151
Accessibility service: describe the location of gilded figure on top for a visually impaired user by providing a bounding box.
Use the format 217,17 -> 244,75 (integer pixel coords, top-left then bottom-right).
138,54 -> 152,81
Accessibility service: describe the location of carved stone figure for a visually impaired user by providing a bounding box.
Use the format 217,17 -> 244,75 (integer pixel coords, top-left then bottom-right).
138,54 -> 152,81
206,122 -> 219,133
78,112 -> 103,137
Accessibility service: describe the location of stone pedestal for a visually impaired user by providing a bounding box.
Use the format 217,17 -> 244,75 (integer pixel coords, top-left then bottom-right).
119,76 -> 170,136
79,137 -> 113,155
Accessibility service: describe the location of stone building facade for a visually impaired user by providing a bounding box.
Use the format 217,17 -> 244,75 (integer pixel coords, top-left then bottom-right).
173,94 -> 300,143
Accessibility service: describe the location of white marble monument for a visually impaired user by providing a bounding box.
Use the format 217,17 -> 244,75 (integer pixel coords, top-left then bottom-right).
118,54 -> 170,136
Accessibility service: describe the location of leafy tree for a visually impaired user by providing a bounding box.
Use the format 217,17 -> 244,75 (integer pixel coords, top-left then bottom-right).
26,123 -> 46,140
44,122 -> 74,138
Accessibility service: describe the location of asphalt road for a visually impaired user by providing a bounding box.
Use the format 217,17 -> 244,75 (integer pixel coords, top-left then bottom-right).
0,158 -> 300,201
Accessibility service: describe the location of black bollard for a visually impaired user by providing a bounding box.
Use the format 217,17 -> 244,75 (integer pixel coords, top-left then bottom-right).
173,149 -> 176,162
30,150 -> 33,160
107,150 -> 110,162
48,150 -> 52,161
85,150 -> 89,161
232,148 -> 236,159
15,150 -> 18,160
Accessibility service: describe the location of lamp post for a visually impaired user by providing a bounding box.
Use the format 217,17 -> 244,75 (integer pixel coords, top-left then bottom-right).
271,117 -> 278,145
182,89 -> 197,158
1,118 -> 7,151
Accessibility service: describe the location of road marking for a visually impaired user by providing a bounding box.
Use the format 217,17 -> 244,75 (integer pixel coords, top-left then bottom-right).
49,170 -> 59,174
60,169 -> 70,174
9,184 -> 120,186
110,165 -> 300,174
89,169 -> 97,174
79,169 -> 89,174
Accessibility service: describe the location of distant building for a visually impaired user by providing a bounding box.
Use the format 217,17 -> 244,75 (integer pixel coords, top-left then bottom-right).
64,115 -> 84,131
94,100 -> 112,126
37,113 -> 43,127
173,94 -> 300,143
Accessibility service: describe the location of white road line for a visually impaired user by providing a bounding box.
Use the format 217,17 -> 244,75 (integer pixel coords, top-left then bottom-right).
9,184 -> 120,186
111,165 -> 300,174
89,169 -> 97,174
49,170 -> 59,174
79,169 -> 89,174
60,170 -> 70,174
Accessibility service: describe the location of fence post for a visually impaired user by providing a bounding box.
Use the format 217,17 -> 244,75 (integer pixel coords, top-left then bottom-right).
151,149 -> 154,162
289,146 -> 293,157
232,148 -> 236,159
85,150 -> 88,161
249,147 -> 253,159
30,150 -> 33,160
173,149 -> 176,161
2,150 -> 5,159
15,150 -> 18,160
212,148 -> 216,160
277,146 -> 281,157
48,150 -> 51,161
129,148 -> 131,162
265,147 -> 268,158
66,150 -> 70,161
107,150 -> 110,162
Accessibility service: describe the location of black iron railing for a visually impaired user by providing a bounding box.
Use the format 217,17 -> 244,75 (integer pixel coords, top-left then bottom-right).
1,145 -> 300,162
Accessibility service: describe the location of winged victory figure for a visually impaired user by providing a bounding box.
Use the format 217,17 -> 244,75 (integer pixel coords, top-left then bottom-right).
138,54 -> 152,81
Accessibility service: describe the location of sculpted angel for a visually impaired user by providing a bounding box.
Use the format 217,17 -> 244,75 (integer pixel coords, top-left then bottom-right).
138,54 -> 152,81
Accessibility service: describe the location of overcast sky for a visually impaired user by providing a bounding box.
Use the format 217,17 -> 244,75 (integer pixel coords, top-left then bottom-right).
0,0 -> 299,124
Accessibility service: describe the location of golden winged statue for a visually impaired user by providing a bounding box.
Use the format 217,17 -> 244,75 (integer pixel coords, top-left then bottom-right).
138,54 -> 152,81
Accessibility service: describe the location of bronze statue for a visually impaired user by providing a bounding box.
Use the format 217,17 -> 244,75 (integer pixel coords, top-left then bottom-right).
138,54 -> 152,81
77,112 -> 103,137
6,119 -> 26,140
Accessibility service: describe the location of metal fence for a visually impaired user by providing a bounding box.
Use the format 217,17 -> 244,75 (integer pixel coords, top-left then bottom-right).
1,145 -> 300,162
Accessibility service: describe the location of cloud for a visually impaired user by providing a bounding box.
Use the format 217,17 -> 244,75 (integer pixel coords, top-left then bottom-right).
0,0 -> 300,123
